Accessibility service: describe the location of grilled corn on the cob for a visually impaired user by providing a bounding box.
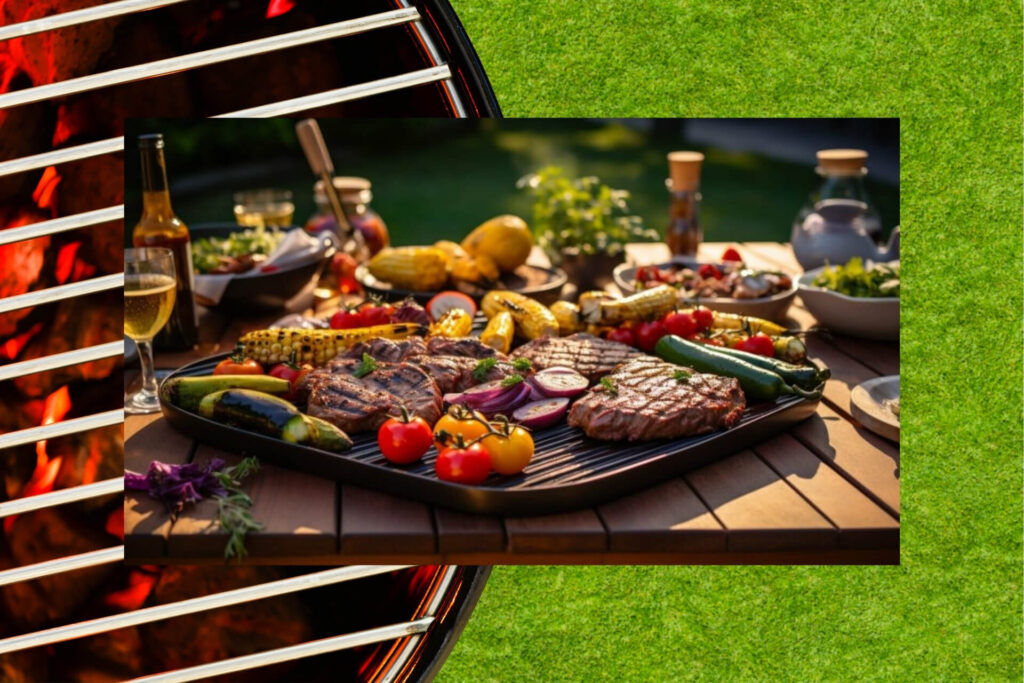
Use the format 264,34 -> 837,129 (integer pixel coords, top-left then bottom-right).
240,323 -> 427,366
580,284 -> 677,324
702,310 -> 788,336
549,300 -> 582,336
368,246 -> 449,291
481,291 -> 559,340
450,253 -> 500,285
430,308 -> 474,338
480,311 -> 514,353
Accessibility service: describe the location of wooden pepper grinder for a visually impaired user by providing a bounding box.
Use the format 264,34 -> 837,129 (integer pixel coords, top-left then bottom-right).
665,151 -> 704,256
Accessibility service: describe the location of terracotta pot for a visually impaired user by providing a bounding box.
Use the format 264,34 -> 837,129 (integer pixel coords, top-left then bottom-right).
558,248 -> 625,291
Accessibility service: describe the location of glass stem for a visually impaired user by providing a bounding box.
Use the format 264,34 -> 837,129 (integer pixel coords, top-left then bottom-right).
137,339 -> 159,397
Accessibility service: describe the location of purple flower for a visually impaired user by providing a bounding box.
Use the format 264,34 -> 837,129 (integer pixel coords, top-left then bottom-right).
124,459 -> 231,517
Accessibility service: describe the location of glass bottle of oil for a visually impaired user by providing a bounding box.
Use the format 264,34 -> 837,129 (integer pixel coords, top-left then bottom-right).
665,151 -> 704,256
132,134 -> 198,351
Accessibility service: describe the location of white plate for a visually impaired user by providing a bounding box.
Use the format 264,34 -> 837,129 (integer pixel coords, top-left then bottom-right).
798,267 -> 899,340
850,375 -> 899,442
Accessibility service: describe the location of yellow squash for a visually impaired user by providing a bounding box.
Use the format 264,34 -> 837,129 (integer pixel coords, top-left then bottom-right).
481,291 -> 558,340
480,311 -> 514,353
461,215 -> 533,272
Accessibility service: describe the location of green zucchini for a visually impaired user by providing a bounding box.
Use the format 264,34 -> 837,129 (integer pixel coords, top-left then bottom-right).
162,375 -> 290,412
655,335 -> 822,402
304,415 -> 353,452
707,345 -> 828,390
198,389 -> 310,444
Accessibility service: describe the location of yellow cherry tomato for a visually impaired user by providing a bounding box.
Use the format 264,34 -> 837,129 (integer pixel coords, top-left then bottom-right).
480,425 -> 535,475
433,409 -> 489,450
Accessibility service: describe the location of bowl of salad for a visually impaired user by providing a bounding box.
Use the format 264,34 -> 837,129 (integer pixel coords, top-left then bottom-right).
614,251 -> 798,321
191,223 -> 335,310
798,257 -> 899,340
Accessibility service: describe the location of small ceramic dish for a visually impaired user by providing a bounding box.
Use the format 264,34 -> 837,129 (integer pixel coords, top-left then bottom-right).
850,375 -> 899,442
613,258 -> 798,322
798,267 -> 899,340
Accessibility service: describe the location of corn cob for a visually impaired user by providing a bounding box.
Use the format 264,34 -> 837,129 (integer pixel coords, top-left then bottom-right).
367,246 -> 449,291
549,300 -> 582,336
576,290 -> 617,324
481,291 -> 559,340
581,284 -> 677,325
240,323 -> 427,366
703,310 -> 788,336
480,311 -> 514,353
430,308 -> 474,338
450,253 -> 500,285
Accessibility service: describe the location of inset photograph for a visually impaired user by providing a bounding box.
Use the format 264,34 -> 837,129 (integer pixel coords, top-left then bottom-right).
123,117 -> 900,566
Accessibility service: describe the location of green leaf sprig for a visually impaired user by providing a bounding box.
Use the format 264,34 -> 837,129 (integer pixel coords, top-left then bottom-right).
213,457 -> 264,561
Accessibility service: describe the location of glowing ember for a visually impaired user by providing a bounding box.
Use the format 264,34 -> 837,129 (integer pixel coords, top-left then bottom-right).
106,506 -> 125,540
32,166 -> 61,213
265,0 -> 296,19
104,568 -> 160,612
3,386 -> 71,533
1,321 -> 43,361
55,241 -> 96,284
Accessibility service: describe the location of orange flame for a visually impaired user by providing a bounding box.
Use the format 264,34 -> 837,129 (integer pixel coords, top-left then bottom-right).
106,506 -> 124,540
55,242 -> 96,284
4,386 -> 71,533
1,321 -> 43,361
265,0 -> 296,19
105,569 -> 160,612
32,166 -> 61,214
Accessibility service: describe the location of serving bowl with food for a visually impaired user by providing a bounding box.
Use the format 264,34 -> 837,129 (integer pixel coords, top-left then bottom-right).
613,246 -> 798,321
158,285 -> 828,515
798,257 -> 900,340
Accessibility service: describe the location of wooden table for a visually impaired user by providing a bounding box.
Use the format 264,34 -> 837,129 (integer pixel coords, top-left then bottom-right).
125,242 -> 899,565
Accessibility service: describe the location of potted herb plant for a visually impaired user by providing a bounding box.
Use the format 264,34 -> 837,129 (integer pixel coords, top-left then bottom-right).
518,166 -> 659,290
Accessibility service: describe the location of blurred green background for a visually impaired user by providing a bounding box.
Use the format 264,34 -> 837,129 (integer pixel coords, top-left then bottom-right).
123,118 -> 898,246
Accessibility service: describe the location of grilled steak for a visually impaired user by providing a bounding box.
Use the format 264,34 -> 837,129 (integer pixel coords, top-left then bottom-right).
338,337 -> 427,363
305,359 -> 442,434
412,356 -> 517,394
511,333 -> 645,382
568,358 -> 745,440
425,336 -> 503,359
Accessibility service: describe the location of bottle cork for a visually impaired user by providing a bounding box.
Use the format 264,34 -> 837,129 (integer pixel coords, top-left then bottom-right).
667,151 -> 704,191
816,149 -> 868,176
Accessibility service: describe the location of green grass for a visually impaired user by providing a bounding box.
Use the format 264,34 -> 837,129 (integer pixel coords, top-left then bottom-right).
434,1 -> 1023,681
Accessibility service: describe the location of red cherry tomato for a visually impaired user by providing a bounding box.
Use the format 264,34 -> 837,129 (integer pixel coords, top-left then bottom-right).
435,443 -> 492,485
691,308 -> 714,331
734,333 -> 776,357
378,410 -> 435,464
358,304 -> 394,326
697,264 -> 722,279
635,320 -> 667,352
330,309 -> 366,329
269,361 -> 313,400
721,247 -> 743,262
213,355 -> 263,375
606,326 -> 636,347
662,311 -> 697,338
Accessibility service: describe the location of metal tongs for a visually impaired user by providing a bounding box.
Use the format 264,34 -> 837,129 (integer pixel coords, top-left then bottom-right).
295,118 -> 367,258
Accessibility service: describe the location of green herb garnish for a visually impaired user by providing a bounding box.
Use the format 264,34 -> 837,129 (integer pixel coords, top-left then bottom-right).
673,369 -> 692,383
600,377 -> 618,395
473,357 -> 498,381
353,353 -> 378,378
213,457 -> 264,561
812,257 -> 900,298
501,374 -> 525,388
512,357 -> 533,372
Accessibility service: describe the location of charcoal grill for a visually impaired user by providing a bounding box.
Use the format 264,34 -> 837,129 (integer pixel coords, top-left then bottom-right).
0,1 -> 498,679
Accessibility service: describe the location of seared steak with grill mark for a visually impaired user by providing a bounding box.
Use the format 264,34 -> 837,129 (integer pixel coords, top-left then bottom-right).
568,358 -> 745,440
338,337 -> 427,363
425,336 -> 503,359
511,333 -> 645,382
412,356 -> 517,394
305,359 -> 441,434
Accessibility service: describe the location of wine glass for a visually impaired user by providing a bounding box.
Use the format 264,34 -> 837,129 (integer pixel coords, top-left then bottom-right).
124,248 -> 177,414
233,188 -> 295,230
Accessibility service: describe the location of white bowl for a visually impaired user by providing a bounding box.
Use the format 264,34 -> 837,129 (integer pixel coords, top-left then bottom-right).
797,267 -> 899,340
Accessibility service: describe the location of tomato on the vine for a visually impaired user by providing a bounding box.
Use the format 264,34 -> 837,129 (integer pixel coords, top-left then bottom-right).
378,408 -> 434,464
213,354 -> 263,375
435,442 -> 492,485
663,311 -> 697,338
268,361 -> 313,400
697,264 -> 722,279
606,326 -> 636,347
433,407 -> 490,450
358,303 -> 395,326
691,308 -> 714,331
733,333 -> 776,357
635,320 -> 667,352
480,424 -> 535,475
330,309 -> 365,330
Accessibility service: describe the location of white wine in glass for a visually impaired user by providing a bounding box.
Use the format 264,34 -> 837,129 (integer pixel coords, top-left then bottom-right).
125,248 -> 177,414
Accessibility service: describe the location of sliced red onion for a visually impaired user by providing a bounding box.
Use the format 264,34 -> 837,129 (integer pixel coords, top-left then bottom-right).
527,369 -> 588,398
512,397 -> 570,429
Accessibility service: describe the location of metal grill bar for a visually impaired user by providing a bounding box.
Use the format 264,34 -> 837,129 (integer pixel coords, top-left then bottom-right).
0,8 -> 421,109
0,409 -> 124,450
0,478 -> 123,519
0,206 -> 125,247
0,138 -> 125,179
0,273 -> 124,314
132,617 -> 435,683
217,65 -> 452,118
0,546 -> 123,587
0,0 -> 189,42
0,340 -> 125,382
0,565 -> 413,654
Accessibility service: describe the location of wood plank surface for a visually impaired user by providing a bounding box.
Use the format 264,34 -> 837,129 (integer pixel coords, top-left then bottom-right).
339,485 -> 436,555
597,478 -> 726,553
504,509 -> 608,554
433,508 -> 505,554
686,450 -> 836,552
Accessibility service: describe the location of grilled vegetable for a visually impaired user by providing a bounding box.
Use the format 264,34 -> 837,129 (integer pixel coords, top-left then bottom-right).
430,308 -> 474,337
705,310 -> 788,336
460,215 -> 533,272
549,301 -> 582,336
576,290 -> 617,324
512,397 -> 570,430
450,253 -> 500,285
213,355 -> 264,375
655,335 -> 821,402
710,344 -> 828,390
367,246 -> 449,291
426,291 -> 477,321
481,291 -> 559,340
376,407 -> 432,464
480,422 -> 535,475
773,336 -> 808,364
161,375 -> 290,412
240,324 -> 427,366
304,415 -> 353,452
481,311 -> 514,353
580,284 -> 677,325
199,389 -> 310,444
527,367 -> 588,398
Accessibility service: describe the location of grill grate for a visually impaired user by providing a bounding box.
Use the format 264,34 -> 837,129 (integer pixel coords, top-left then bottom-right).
0,0 -> 485,678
